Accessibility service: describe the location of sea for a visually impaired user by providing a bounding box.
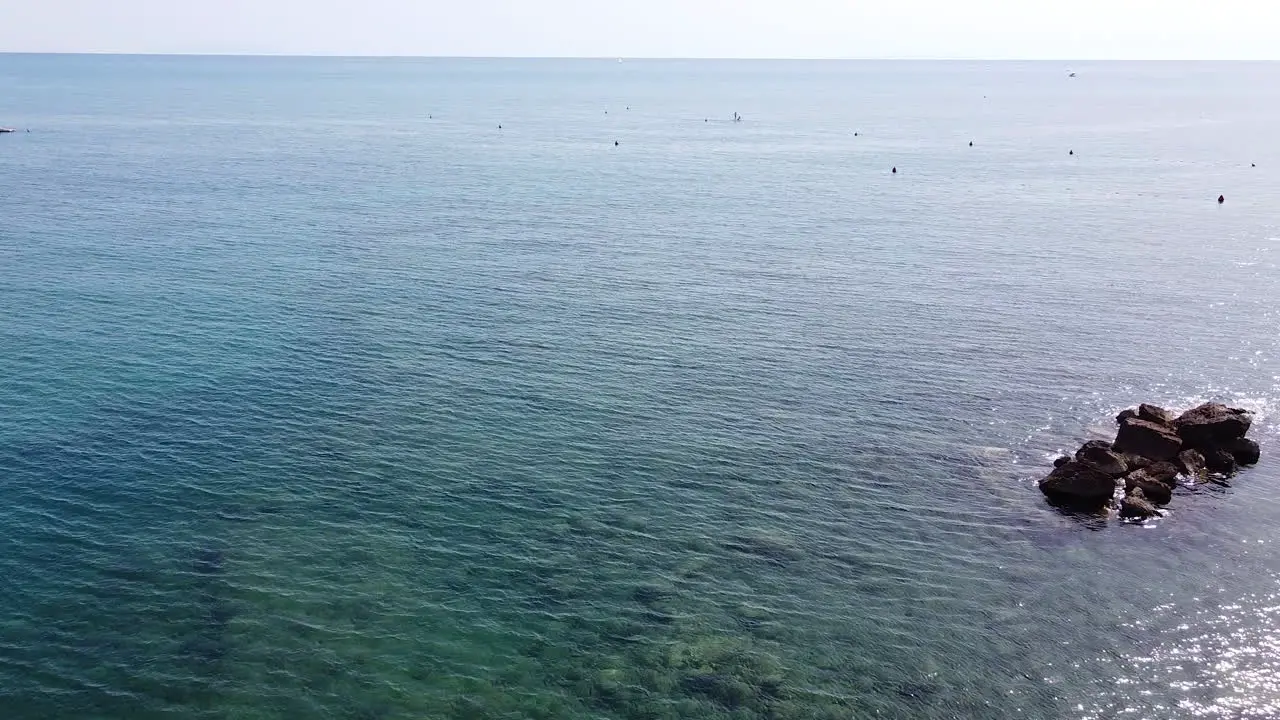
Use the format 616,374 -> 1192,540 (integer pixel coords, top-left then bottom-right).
2,55 -> 1280,719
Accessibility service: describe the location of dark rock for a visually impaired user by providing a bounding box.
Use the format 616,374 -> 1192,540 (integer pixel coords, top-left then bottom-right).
1120,489 -> 1160,520
1116,408 -> 1138,424
1053,455 -> 1072,468
1230,437 -> 1261,466
1125,475 -> 1173,505
1114,418 -> 1183,461
1038,461 -> 1117,508
1176,448 -> 1206,477
1204,448 -> 1238,474
1137,461 -> 1180,487
1075,440 -> 1128,476
1120,453 -> 1152,471
1175,403 -> 1252,449
1138,404 -> 1176,426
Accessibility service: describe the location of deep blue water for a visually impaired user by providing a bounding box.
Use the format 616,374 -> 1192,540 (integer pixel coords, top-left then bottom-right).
3,55 -> 1280,719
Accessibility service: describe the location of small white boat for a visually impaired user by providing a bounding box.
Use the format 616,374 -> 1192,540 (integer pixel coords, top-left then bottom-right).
0,127 -> 16,133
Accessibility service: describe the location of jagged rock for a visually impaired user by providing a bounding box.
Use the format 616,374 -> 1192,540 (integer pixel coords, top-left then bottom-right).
1204,448 -> 1238,474
1075,440 -> 1128,476
1230,437 -> 1261,466
1175,403 -> 1252,449
1039,461 -> 1117,508
1114,417 -> 1182,461
1120,489 -> 1160,519
1138,404 -> 1176,426
1120,453 -> 1152,471
1125,475 -> 1173,504
1044,401 -> 1259,518
1175,448 -> 1206,477
1140,461 -> 1179,487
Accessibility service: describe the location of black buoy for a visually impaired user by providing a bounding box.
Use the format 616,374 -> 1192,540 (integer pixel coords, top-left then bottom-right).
1218,195 -> 1225,204
892,167 -> 897,174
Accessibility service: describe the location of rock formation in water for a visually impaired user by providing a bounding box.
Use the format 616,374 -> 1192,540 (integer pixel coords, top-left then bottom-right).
1039,402 -> 1259,519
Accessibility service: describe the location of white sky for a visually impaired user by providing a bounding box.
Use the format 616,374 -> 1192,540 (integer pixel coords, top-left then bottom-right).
0,0 -> 1276,59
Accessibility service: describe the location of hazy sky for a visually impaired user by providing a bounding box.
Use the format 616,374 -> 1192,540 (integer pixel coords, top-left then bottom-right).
1,0 -> 1276,59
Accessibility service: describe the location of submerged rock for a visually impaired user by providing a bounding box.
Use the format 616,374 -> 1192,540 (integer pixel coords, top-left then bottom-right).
193,548 -> 224,575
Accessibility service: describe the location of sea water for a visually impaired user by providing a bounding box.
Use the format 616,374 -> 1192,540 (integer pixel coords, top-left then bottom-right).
2,56 -> 1280,719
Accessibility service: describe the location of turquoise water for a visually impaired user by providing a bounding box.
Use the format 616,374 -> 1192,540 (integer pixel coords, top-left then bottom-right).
3,56 -> 1280,719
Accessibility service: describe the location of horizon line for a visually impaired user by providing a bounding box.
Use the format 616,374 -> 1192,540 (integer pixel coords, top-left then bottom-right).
1,51 -> 1277,62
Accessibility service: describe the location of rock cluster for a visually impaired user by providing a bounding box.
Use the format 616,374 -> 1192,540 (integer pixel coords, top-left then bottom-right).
1039,403 -> 1260,519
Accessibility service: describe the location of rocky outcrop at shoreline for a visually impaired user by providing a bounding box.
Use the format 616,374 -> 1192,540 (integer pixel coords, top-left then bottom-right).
1039,403 -> 1260,519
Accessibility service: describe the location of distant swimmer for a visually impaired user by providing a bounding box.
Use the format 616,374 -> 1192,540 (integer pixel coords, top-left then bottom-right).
1218,195 -> 1225,204
1252,163 -> 1257,167
498,124 -> 502,129
854,132 -> 858,136
615,141 -> 619,146
1069,150 -> 1074,155
969,141 -> 974,147
892,167 -> 897,174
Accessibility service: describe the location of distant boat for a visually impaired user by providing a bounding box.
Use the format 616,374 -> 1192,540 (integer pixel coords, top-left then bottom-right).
1067,70 -> 1077,77
0,127 -> 15,133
